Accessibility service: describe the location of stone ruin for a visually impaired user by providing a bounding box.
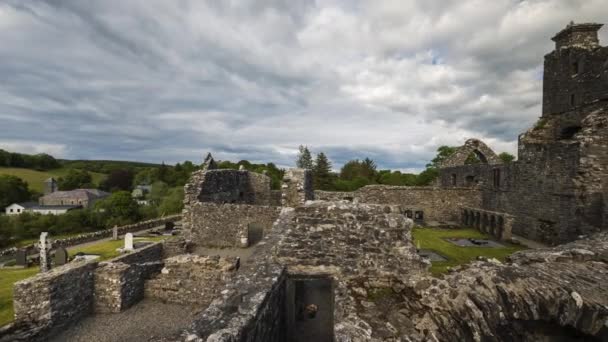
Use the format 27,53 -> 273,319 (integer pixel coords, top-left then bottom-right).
2,22 -> 608,342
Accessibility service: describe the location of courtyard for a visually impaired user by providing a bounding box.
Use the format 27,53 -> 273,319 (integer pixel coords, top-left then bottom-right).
412,227 -> 526,275
0,235 -> 167,327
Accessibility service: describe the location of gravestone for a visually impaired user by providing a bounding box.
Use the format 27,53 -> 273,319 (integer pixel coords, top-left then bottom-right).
125,233 -> 134,251
54,247 -> 69,266
15,249 -> 27,267
39,232 -> 52,272
113,225 -> 119,240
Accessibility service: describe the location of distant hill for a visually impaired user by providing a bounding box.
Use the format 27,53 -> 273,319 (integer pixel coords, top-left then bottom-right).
0,167 -> 106,193
61,159 -> 163,174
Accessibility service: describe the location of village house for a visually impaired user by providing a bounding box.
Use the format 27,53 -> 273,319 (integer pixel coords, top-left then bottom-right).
4,202 -> 81,216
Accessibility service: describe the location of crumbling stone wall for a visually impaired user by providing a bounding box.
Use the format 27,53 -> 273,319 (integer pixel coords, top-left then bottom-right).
439,138 -> 502,168
183,202 -> 281,247
93,242 -> 164,313
435,23 -> 608,245
281,168 -> 314,207
461,206 -> 514,240
543,23 -> 608,115
144,254 -> 239,306
5,261 -> 98,341
388,232 -> 608,341
316,186 -> 482,224
184,169 -> 273,206
166,202 -> 427,341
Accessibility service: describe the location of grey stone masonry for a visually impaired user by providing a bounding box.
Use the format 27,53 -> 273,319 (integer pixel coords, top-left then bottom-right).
93,242 -> 164,313
10,261 -> 98,340
281,168 -> 314,207
144,254 -> 238,306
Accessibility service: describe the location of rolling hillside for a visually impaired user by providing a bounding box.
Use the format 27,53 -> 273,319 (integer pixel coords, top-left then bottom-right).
0,167 -> 106,193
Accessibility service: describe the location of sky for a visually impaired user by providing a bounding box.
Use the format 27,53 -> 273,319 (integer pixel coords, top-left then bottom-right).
1,0 -> 607,172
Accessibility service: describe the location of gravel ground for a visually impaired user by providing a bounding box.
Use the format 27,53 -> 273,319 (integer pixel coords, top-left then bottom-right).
49,299 -> 200,342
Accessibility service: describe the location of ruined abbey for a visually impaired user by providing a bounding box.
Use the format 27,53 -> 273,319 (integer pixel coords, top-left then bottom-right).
1,22 -> 607,342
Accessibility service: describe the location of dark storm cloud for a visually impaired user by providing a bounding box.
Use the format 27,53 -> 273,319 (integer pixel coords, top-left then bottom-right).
1,0 -> 607,171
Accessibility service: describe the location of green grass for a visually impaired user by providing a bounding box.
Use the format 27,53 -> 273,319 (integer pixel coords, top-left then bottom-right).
0,167 -> 106,193
412,227 -> 526,275
0,236 -> 166,327
69,236 -> 167,260
0,267 -> 39,326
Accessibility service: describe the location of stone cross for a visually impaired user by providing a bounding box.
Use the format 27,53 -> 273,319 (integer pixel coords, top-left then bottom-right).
124,233 -> 134,251
113,225 -> 119,240
39,232 -> 52,272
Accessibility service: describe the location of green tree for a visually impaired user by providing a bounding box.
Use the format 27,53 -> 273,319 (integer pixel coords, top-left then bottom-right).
100,168 -> 134,191
498,152 -> 516,163
427,146 -> 457,168
340,158 -> 377,182
149,181 -> 169,204
58,169 -> 94,190
158,187 -> 184,215
0,175 -> 31,209
313,152 -> 333,190
296,145 -> 314,169
95,191 -> 140,226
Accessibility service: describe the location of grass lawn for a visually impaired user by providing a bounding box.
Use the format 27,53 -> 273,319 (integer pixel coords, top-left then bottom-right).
412,227 -> 526,275
69,236 -> 167,260
0,167 -> 106,193
0,267 -> 39,327
0,236 -> 167,327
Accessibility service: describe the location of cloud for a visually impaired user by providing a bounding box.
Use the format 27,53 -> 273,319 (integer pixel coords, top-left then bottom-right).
0,0 -> 607,171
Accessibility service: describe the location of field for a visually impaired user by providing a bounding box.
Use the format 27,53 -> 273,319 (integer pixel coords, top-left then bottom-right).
412,227 -> 526,275
0,167 -> 107,193
0,267 -> 38,327
0,236 -> 167,327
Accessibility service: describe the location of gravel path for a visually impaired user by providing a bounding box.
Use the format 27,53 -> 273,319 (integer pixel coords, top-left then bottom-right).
49,299 -> 200,342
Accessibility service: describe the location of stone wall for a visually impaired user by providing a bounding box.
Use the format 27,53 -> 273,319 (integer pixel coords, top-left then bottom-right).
144,254 -> 238,306
165,202 -> 427,341
543,23 -> 608,116
183,202 -> 281,247
316,186 -> 482,224
281,168 -> 314,207
93,242 -> 164,313
438,103 -> 608,245
0,215 -> 180,258
184,169 -> 273,206
461,207 -> 514,240
387,232 -> 608,341
4,261 -> 98,341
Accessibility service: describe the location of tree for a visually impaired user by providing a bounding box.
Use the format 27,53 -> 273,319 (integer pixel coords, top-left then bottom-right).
158,187 -> 185,215
427,146 -> 457,168
57,169 -> 94,190
296,145 -> 314,169
100,169 -> 134,191
340,158 -> 378,182
0,175 -> 31,209
498,152 -> 516,163
149,181 -> 169,204
95,191 -> 140,226
313,152 -> 333,190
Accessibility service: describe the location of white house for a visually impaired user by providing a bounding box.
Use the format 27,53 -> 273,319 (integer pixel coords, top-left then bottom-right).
5,203 -> 31,215
4,202 -> 81,215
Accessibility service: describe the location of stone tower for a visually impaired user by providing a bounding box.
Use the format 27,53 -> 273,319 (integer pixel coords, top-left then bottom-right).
43,177 -> 57,195
542,22 -> 608,116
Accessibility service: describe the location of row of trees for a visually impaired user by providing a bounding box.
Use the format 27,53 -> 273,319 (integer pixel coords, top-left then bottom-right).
295,145 -> 516,191
0,189 -> 185,249
0,149 -> 60,170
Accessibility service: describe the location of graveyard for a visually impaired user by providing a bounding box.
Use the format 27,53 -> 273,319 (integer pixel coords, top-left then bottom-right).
0,232 -> 170,327
412,227 -> 526,275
